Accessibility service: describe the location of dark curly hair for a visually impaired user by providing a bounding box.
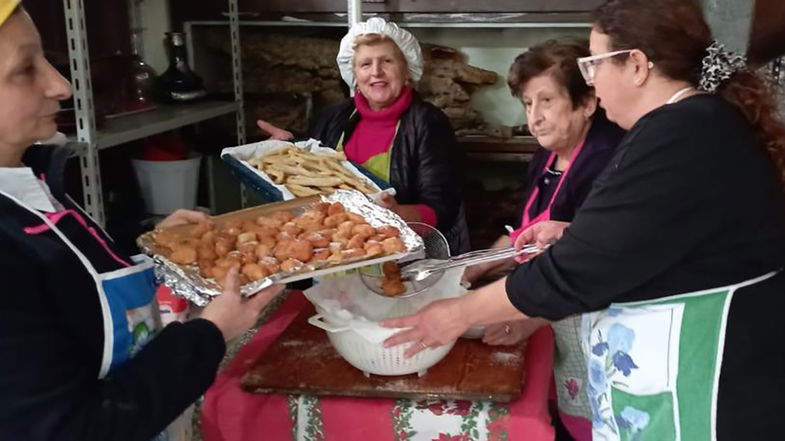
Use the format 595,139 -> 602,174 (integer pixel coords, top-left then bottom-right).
507,38 -> 594,109
594,0 -> 785,192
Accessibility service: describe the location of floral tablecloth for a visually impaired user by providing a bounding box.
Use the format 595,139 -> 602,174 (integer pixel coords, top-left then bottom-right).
201,292 -> 556,441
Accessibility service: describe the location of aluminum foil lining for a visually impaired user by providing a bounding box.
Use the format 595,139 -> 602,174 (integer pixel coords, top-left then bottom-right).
139,190 -> 425,303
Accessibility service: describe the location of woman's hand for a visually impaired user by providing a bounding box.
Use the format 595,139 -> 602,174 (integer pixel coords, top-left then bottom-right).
157,209 -> 210,229
377,192 -> 422,223
462,235 -> 514,284
482,318 -> 548,346
514,220 -> 570,261
200,268 -> 284,342
381,297 -> 471,357
256,120 -> 294,141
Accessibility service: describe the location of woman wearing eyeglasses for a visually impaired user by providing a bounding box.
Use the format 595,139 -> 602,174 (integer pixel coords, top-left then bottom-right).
382,1 -> 785,440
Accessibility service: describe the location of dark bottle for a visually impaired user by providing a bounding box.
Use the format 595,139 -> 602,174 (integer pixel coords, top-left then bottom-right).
157,32 -> 207,102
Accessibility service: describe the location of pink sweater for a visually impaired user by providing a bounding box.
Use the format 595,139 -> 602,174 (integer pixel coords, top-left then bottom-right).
344,87 -> 437,226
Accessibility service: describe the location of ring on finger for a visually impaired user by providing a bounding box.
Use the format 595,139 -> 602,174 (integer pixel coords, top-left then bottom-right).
504,324 -> 511,335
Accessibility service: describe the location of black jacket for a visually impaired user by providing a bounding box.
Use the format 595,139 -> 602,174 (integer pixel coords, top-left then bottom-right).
309,92 -> 471,254
507,94 -> 785,440
0,145 -> 226,441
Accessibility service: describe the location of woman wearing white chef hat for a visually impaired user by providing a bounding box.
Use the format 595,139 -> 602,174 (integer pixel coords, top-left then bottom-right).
0,2 -> 283,439
259,17 -> 470,254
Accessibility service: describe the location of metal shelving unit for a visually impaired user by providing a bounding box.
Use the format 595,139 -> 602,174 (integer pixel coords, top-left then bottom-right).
63,0 -> 245,225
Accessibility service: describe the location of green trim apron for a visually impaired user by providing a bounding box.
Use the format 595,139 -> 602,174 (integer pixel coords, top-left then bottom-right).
335,112 -> 400,183
580,271 -> 778,441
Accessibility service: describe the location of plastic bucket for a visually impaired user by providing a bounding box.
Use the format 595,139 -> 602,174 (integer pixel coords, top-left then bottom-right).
132,154 -> 201,215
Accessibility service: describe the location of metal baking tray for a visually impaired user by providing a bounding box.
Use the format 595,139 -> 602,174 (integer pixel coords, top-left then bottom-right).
138,190 -> 425,306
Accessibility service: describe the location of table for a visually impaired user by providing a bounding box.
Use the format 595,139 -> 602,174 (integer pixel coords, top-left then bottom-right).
201,292 -> 556,441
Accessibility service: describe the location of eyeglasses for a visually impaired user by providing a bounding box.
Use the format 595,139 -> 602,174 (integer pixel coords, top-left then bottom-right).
577,50 -> 654,85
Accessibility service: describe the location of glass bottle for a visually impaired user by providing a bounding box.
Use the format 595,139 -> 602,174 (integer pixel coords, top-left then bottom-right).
157,32 -> 207,102
127,29 -> 157,112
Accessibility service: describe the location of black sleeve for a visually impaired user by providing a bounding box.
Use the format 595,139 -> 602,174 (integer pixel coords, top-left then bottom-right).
414,107 -> 464,233
0,240 -> 226,441
505,111 -> 721,320
60,319 -> 226,441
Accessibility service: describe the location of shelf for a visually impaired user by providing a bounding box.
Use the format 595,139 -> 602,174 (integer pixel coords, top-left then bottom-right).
459,136 -> 539,163
69,100 -> 240,150
186,12 -> 593,29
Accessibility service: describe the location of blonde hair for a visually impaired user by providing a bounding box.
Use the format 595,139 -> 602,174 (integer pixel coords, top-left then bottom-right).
352,33 -> 409,77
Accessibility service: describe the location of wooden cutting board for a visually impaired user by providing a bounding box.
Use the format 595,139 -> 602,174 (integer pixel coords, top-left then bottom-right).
241,304 -> 527,402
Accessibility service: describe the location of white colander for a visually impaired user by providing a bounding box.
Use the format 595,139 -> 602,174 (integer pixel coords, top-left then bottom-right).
308,310 -> 455,377
304,267 -> 465,377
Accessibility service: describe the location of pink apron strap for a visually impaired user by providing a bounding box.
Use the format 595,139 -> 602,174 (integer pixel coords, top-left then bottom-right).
510,138 -> 588,242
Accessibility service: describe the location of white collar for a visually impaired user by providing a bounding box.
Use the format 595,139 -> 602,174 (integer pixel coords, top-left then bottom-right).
0,167 -> 59,212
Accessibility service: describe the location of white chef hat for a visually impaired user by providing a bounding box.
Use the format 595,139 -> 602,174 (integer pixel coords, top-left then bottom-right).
336,17 -> 424,89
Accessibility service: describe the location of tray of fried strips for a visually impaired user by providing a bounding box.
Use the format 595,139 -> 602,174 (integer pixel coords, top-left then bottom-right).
221,139 -> 390,202
137,190 -> 424,305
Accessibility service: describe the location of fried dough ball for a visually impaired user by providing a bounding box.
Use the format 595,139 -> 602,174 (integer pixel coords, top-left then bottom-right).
341,248 -> 366,259
215,253 -> 243,269
211,265 -> 229,282
216,231 -> 236,244
272,210 -> 294,223
200,230 -> 216,245
215,240 -> 233,258
215,271 -> 249,288
259,256 -> 281,274
382,261 -> 400,275
331,231 -> 350,247
352,223 -> 375,238
189,221 -> 212,239
154,230 -> 179,249
220,226 -> 242,237
369,234 -> 387,243
258,234 -> 277,248
255,243 -> 273,259
237,241 -> 258,254
317,228 -> 336,238
364,242 -> 383,257
323,213 -> 349,228
197,244 -> 217,260
376,226 -> 401,238
346,212 -> 366,224
281,222 -> 303,236
337,220 -> 356,236
280,258 -> 303,272
382,237 -> 406,254
312,202 -> 331,214
169,245 -> 197,265
274,239 -> 314,263
294,215 -> 324,232
381,262 -> 406,296
276,231 -> 294,242
236,232 -> 257,245
312,248 -> 331,261
301,231 -> 330,248
327,202 -> 345,215
381,277 -> 406,296
347,233 -> 368,250
242,263 -> 270,281
197,259 -> 214,278
256,216 -> 283,229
